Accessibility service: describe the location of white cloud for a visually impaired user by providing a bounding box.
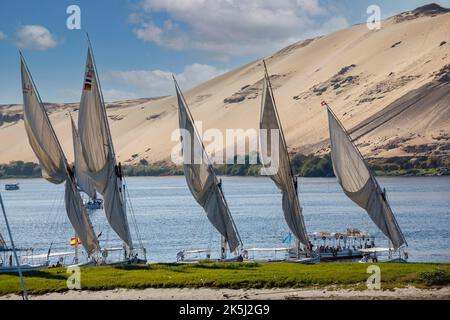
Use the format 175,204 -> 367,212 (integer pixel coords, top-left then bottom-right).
296,0 -> 327,15
0,31 -> 6,40
102,89 -> 138,102
55,88 -> 81,103
130,0 -> 348,59
57,88 -> 138,103
16,25 -> 58,51
103,63 -> 227,97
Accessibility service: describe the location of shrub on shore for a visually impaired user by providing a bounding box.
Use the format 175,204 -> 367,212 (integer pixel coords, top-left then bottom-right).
1,154 -> 448,179
0,161 -> 41,179
418,268 -> 450,286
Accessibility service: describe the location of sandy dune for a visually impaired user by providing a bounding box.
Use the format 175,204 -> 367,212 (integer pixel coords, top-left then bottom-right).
2,286 -> 450,300
1,4 -> 449,165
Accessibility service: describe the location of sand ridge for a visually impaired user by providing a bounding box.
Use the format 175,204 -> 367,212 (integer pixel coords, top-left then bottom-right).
1,6 -> 449,165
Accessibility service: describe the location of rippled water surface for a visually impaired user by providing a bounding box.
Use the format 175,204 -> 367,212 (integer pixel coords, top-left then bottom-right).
1,176 -> 449,262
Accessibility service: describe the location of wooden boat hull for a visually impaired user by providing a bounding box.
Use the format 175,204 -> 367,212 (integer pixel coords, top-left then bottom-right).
287,256 -> 320,264
318,250 -> 364,261
105,258 -> 147,266
288,247 -> 363,262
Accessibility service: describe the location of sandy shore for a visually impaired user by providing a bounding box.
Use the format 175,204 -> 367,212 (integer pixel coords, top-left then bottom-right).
2,286 -> 450,300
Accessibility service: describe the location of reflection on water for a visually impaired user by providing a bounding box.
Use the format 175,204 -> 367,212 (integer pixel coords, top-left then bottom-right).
1,176 -> 449,263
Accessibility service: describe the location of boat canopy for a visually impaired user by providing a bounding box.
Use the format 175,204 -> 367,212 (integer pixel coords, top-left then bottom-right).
310,230 -> 372,240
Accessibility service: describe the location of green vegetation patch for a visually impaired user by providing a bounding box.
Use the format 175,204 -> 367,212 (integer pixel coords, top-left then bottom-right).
0,262 -> 449,296
0,161 -> 41,179
418,268 -> 450,286
1,154 -> 448,179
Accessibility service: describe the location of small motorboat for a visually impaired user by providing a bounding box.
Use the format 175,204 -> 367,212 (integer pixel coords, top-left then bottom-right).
85,198 -> 103,210
4,184 -> 19,191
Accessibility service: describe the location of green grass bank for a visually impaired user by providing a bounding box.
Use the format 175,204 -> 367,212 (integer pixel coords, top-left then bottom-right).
1,262 -> 449,296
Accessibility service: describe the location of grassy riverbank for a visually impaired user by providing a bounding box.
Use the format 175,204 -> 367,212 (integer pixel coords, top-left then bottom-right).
1,262 -> 449,296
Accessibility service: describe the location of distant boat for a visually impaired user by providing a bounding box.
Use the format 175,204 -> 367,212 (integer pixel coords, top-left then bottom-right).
85,198 -> 103,210
4,184 -> 19,191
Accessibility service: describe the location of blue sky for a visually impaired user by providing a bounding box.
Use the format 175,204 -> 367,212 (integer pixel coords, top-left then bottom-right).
0,0 -> 449,104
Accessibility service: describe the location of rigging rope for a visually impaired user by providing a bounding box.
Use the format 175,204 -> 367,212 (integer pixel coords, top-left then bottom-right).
124,182 -> 145,252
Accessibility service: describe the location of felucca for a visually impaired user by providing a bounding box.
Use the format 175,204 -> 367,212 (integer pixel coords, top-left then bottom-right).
173,77 -> 243,262
20,53 -> 100,267
76,38 -> 146,264
255,61 -> 318,264
323,101 -> 408,263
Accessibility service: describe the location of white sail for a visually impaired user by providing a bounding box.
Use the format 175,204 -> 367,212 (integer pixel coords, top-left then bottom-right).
259,67 -> 309,246
327,106 -> 406,249
0,231 -> 6,250
174,79 -> 241,253
77,48 -> 133,249
20,56 -> 100,255
70,117 -> 96,199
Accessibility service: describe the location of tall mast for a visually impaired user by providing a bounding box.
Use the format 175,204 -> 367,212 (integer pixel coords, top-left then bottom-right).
0,193 -> 28,300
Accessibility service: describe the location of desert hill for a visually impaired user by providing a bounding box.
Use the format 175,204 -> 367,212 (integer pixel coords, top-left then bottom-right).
1,4 -> 449,166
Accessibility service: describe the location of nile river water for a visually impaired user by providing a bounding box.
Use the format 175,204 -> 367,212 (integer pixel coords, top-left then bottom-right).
1,176 -> 449,263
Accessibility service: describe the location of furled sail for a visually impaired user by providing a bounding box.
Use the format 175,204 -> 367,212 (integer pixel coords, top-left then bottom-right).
326,105 -> 406,249
20,56 -> 100,255
77,48 -> 133,249
174,79 -> 241,253
259,64 -> 309,246
70,117 -> 96,199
